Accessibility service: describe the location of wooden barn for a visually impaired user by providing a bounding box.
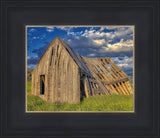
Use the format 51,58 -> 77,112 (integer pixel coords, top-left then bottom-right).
31,37 -> 132,104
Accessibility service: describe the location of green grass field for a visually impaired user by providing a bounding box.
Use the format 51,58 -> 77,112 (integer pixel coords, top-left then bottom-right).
27,81 -> 133,111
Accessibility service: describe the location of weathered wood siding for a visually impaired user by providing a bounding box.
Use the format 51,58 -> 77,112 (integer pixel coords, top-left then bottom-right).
31,38 -> 80,104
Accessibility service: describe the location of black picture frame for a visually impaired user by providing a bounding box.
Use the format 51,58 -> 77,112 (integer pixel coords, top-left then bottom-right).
1,0 -> 159,137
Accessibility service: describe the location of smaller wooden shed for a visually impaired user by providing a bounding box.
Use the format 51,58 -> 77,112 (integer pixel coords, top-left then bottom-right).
31,37 -> 132,104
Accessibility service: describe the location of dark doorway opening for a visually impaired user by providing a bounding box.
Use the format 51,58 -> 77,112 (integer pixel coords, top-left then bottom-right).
40,75 -> 45,95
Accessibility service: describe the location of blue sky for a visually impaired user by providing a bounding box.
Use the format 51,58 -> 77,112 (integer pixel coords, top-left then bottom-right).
27,26 -> 133,76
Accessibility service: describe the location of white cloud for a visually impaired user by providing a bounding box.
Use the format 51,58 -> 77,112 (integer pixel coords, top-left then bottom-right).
99,26 -> 120,31
106,27 -> 119,30
27,56 -> 38,60
93,39 -> 106,46
105,39 -> 133,52
67,31 -> 83,36
82,27 -> 133,41
91,38 -> 133,54
46,27 -> 54,32
87,53 -> 96,57
99,27 -> 105,31
68,31 -> 83,36
56,27 -> 83,36
56,27 -> 71,31
57,27 -> 133,43
29,28 -> 37,32
56,27 -> 77,32
33,36 -> 40,40
82,29 -> 115,40
114,27 -> 133,38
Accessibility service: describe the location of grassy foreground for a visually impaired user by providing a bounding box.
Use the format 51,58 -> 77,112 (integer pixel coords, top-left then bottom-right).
27,82 -> 133,111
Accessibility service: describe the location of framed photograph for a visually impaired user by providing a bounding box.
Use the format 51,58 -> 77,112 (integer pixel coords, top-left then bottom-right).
1,0 -> 159,137
26,25 -> 135,112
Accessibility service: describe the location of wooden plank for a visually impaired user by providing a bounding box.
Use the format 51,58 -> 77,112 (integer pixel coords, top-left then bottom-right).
76,68 -> 80,103
126,81 -> 133,94
84,77 -> 89,98
117,82 -> 126,95
69,57 -> 73,103
113,83 -> 122,94
87,79 -> 94,96
66,54 -> 70,103
55,47 -> 58,102
73,63 -> 79,103
121,82 -> 129,95
91,84 -> 95,96
52,46 -> 57,103
123,81 -> 131,95
102,77 -> 129,85
109,84 -> 119,94
60,51 -> 65,102
63,53 -> 68,102
47,46 -> 55,102
56,45 -> 62,102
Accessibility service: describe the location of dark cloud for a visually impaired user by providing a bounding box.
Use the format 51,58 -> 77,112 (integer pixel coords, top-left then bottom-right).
32,41 -> 51,59
63,36 -> 94,49
27,41 -> 51,65
27,56 -> 39,65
